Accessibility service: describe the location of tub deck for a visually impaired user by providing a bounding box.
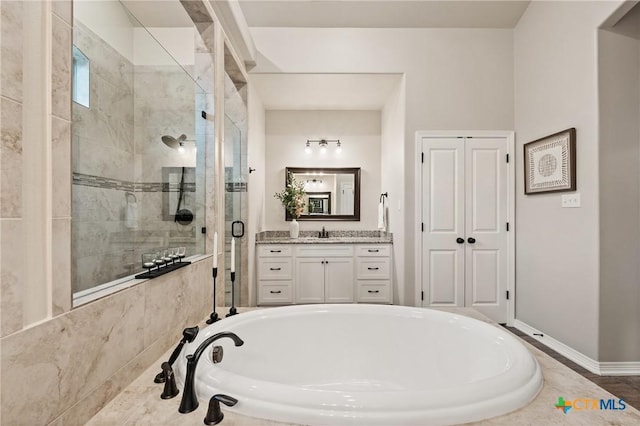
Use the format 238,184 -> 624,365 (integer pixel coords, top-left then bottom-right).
86,307 -> 640,426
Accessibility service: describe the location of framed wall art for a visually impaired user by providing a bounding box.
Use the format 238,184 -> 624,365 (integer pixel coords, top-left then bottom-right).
524,128 -> 576,194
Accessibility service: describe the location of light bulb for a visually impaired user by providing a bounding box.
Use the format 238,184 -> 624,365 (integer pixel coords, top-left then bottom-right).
305,142 -> 311,154
320,145 -> 327,153
336,142 -> 342,153
178,143 -> 185,154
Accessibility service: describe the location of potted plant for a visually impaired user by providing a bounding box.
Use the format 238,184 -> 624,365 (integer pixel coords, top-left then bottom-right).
274,172 -> 306,238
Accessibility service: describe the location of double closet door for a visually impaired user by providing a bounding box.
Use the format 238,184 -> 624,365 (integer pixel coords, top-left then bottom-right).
419,135 -> 511,323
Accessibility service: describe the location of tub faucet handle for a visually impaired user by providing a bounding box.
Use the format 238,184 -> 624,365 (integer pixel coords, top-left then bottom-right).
204,394 -> 238,425
160,362 -> 179,399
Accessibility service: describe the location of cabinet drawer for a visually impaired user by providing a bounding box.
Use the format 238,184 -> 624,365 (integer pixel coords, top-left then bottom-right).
258,282 -> 292,305
356,245 -> 391,257
356,258 -> 390,279
357,281 -> 392,303
258,259 -> 292,280
258,245 -> 292,257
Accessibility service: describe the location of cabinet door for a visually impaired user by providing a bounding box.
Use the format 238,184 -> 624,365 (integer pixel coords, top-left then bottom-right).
325,257 -> 354,303
295,258 -> 325,303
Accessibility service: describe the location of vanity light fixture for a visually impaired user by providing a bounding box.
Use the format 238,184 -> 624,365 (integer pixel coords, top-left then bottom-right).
305,139 -> 341,154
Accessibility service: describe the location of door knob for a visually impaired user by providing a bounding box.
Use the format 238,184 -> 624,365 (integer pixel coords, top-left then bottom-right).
467,237 -> 476,244
456,238 -> 465,244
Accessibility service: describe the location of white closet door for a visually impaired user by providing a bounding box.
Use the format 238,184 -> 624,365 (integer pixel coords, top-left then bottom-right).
420,136 -> 509,323
421,138 -> 465,306
464,138 -> 508,323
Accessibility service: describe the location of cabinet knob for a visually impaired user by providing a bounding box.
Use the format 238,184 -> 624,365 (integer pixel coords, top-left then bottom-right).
456,237 -> 465,244
467,237 -> 476,244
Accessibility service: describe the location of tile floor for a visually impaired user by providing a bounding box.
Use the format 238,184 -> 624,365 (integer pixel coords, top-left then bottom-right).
506,327 -> 640,410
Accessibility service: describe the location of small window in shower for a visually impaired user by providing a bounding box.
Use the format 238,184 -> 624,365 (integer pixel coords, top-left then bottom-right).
72,45 -> 90,107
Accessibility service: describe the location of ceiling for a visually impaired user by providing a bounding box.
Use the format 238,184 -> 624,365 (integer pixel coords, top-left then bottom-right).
251,74 -> 403,110
121,0 -> 195,27
238,0 -> 530,28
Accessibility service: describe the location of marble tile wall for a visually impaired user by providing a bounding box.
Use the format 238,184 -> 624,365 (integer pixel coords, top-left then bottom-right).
1,257 -> 213,426
1,1 -> 219,424
71,20 -> 135,293
72,27 -> 206,292
132,63 -> 205,263
1,2 -> 24,335
0,3 -> 25,331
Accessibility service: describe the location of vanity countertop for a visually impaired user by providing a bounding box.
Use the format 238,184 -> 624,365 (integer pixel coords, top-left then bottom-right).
255,230 -> 392,245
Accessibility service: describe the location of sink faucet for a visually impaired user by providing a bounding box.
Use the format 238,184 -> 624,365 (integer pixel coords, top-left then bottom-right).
319,226 -> 329,238
178,331 -> 244,414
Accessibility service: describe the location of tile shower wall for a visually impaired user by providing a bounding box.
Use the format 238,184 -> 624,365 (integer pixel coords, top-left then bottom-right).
132,64 -> 204,268
72,21 -> 136,291
1,1 -> 218,424
72,23 -> 204,292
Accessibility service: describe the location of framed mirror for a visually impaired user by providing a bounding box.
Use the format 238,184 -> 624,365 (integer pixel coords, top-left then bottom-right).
285,167 -> 360,221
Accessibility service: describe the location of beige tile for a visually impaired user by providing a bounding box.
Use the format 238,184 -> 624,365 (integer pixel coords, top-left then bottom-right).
0,1 -> 23,102
52,0 -> 72,25
52,218 -> 71,315
143,260 -> 211,348
0,219 -> 23,336
52,15 -> 71,120
1,285 -> 145,425
51,333 -> 176,426
1,97 -> 22,218
52,117 -> 71,218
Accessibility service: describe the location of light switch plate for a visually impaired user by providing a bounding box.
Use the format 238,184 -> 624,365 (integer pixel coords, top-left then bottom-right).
562,193 -> 581,208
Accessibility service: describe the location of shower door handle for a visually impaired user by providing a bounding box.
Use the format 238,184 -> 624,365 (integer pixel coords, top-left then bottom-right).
231,221 -> 245,238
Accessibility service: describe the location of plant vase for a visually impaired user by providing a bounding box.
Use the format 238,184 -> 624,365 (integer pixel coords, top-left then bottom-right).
289,218 -> 299,239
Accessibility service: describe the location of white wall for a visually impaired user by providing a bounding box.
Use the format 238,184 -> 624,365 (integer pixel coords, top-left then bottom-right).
74,0 -> 134,61
597,28 -> 640,363
247,85 -> 266,306
381,77 -> 406,304
265,110 -> 381,230
251,27 -> 514,306
134,27 -> 195,66
514,0 -> 623,360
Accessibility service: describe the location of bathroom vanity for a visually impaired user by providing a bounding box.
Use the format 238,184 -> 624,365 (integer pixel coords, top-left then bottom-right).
256,233 -> 393,305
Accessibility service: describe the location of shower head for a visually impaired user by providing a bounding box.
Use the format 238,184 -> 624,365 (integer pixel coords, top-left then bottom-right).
161,134 -> 187,150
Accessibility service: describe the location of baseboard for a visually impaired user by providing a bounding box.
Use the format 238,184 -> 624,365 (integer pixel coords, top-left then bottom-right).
513,320 -> 640,376
599,362 -> 640,376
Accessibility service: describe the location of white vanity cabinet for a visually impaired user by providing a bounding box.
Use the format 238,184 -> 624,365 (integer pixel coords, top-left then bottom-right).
257,242 -> 393,306
294,245 -> 354,303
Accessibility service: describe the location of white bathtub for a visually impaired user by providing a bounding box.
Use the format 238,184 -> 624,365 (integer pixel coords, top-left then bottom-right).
174,304 -> 542,425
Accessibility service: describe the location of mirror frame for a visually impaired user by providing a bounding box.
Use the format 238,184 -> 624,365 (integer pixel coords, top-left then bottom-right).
285,167 -> 361,221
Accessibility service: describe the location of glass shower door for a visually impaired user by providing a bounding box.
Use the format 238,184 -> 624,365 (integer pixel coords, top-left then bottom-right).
224,115 -> 247,306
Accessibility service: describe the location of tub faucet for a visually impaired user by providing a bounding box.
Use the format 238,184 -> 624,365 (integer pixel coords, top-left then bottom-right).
178,332 -> 244,414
